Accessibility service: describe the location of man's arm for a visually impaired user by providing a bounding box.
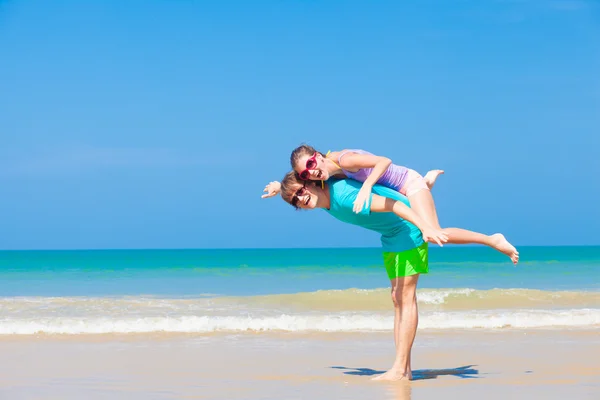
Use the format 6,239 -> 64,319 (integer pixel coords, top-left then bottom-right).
261,181 -> 281,198
369,194 -> 448,246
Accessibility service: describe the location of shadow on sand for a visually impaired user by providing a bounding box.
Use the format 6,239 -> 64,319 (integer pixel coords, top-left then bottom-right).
330,365 -> 480,380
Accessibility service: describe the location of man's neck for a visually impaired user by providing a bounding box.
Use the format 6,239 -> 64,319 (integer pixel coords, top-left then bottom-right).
316,183 -> 331,210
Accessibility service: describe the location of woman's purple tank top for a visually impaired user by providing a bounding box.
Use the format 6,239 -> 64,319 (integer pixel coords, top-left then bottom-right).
337,149 -> 409,191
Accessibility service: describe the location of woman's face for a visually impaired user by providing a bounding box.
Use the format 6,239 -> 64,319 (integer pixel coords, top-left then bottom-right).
294,152 -> 330,182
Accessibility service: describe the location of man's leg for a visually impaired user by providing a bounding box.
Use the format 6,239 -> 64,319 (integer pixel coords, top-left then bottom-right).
373,274 -> 420,381
392,287 -> 400,350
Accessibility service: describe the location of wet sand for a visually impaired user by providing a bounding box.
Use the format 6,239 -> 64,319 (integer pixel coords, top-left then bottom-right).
0,330 -> 598,399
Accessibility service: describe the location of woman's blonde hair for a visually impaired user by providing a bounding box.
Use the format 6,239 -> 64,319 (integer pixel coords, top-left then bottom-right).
289,144 -> 324,170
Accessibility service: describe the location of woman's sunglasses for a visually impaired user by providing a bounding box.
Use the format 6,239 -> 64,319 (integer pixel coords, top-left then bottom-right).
298,152 -> 318,180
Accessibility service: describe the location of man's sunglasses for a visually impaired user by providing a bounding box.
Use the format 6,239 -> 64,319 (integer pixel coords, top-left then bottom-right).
291,185 -> 308,207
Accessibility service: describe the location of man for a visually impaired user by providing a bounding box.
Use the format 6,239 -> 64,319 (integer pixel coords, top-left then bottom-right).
277,171 -> 442,381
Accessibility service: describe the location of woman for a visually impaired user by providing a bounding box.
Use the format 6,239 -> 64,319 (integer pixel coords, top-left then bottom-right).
264,144 -> 519,264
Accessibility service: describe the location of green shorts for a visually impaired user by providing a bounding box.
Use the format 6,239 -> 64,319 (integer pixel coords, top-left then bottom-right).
382,242 -> 429,280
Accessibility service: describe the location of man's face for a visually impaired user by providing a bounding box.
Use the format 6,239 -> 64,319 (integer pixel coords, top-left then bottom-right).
290,183 -> 319,210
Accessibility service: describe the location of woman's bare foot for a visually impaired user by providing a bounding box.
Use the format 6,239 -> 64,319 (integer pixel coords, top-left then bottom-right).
424,170 -> 444,189
490,233 -> 519,265
372,368 -> 411,381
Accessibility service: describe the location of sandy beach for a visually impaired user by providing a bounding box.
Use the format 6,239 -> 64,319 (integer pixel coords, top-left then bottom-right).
0,329 -> 598,399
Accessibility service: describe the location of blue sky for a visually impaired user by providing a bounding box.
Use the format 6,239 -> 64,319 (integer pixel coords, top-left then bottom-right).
1,0 -> 598,250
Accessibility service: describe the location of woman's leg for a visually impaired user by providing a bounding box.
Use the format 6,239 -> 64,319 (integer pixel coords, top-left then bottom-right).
409,189 -> 519,264
424,169 -> 444,189
373,274 -> 420,381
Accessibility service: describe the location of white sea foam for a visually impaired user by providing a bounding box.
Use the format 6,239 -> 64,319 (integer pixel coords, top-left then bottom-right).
0,309 -> 598,335
417,288 -> 477,304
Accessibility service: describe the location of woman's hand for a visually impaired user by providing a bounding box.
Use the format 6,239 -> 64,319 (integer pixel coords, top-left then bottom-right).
353,186 -> 372,213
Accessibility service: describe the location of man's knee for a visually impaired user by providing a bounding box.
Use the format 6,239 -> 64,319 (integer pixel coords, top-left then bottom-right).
391,287 -> 416,308
390,275 -> 419,307
391,288 -> 400,307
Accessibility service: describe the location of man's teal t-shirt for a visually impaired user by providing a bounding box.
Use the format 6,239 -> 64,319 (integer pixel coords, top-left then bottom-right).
325,179 -> 424,252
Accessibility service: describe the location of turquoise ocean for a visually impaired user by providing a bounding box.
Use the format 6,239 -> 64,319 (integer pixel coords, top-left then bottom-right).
0,246 -> 598,335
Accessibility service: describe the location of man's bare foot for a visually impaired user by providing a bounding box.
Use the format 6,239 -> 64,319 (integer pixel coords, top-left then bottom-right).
372,369 -> 410,381
490,233 -> 519,265
424,170 -> 444,189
